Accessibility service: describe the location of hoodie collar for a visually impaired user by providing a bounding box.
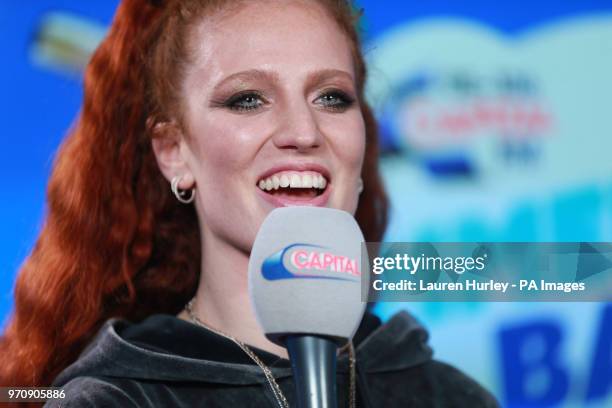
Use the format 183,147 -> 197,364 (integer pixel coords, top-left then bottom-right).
53,311 -> 432,387
355,311 -> 433,373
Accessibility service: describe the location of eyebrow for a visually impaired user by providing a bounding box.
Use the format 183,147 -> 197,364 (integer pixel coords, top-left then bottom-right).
304,69 -> 355,89
212,68 -> 355,92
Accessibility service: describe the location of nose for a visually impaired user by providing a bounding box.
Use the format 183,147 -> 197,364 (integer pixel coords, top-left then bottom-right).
272,100 -> 322,152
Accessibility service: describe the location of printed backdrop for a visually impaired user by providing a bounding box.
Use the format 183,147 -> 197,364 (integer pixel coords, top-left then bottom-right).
1,1 -> 611,406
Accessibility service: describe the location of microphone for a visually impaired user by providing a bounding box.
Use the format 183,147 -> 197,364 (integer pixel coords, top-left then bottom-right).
248,207 -> 366,408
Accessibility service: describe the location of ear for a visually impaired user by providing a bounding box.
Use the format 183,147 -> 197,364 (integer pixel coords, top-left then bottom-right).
150,121 -> 195,190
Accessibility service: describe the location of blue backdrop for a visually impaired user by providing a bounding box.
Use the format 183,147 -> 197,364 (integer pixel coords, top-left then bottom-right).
1,1 -> 611,407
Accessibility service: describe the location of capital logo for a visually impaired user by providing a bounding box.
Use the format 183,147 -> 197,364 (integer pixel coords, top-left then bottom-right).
366,16 -> 612,182
261,243 -> 361,281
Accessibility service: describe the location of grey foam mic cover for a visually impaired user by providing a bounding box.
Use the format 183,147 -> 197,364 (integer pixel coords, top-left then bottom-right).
248,207 -> 367,346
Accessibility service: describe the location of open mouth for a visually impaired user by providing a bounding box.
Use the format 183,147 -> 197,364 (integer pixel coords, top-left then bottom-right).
257,171 -> 328,201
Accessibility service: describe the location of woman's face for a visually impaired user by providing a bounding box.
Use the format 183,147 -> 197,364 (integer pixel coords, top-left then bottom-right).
176,0 -> 365,252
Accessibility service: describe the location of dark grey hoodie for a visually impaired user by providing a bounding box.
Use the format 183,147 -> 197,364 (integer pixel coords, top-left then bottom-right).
44,311 -> 499,407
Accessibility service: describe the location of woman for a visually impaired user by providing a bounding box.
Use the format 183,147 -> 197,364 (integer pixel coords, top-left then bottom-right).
1,0 -> 498,406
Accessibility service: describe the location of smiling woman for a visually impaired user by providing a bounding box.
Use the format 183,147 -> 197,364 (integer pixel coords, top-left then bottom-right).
151,0 -> 368,359
0,0 -> 496,407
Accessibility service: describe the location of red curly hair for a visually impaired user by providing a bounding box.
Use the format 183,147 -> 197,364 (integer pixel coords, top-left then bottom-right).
0,0 -> 387,402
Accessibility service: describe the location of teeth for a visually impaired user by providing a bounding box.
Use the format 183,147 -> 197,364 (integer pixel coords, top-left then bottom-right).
257,171 -> 328,192
280,175 -> 290,188
302,174 -> 313,188
290,174 -> 302,188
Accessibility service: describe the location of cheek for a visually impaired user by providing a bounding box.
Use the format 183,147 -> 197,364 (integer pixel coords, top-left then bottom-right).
197,128 -> 238,163
187,116 -> 264,182
186,118 -> 265,252
319,111 -> 366,214
322,111 -> 366,170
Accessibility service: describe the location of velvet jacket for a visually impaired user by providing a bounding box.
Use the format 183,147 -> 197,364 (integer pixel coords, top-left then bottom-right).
45,311 -> 499,407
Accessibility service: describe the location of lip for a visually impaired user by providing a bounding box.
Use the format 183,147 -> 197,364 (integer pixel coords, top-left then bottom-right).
255,162 -> 332,208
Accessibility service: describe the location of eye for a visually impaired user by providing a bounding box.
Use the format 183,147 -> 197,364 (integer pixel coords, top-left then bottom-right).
224,91 -> 266,112
314,90 -> 356,112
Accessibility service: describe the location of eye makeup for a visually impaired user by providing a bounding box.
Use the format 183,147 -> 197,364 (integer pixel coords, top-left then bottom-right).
220,90 -> 267,112
313,88 -> 356,112
211,87 -> 355,114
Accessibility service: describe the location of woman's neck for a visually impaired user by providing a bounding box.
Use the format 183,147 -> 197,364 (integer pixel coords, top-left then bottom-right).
177,234 -> 289,359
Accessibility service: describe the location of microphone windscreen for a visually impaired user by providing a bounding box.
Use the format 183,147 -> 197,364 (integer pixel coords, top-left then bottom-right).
248,207 -> 366,346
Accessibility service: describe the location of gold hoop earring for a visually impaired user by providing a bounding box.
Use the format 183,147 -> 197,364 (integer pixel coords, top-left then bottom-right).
171,175 -> 195,204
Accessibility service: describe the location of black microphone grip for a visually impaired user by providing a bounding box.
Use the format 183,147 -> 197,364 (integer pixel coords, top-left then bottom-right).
285,335 -> 338,408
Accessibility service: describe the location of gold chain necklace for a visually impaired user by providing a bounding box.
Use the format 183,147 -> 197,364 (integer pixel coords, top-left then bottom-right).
184,299 -> 356,408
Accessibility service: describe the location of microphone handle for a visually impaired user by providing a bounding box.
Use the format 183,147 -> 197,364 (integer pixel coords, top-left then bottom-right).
285,335 -> 338,408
